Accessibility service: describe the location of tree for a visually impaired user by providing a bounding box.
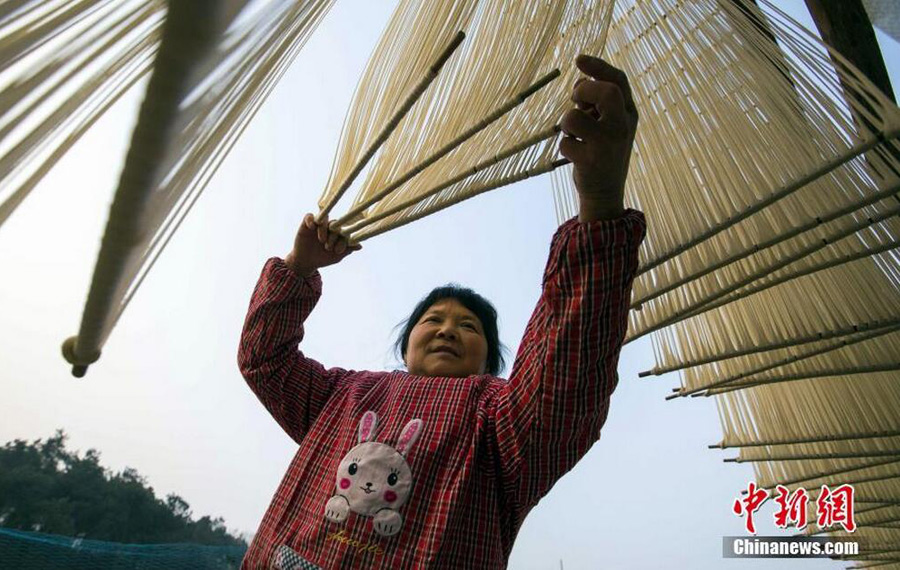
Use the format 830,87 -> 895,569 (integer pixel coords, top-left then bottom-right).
0,431 -> 245,546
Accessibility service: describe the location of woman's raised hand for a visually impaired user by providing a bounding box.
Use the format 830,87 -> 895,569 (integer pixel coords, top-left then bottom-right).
284,213 -> 361,277
559,54 -> 638,222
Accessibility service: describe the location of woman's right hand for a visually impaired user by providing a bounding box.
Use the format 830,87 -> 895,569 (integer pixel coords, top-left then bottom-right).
284,213 -> 361,277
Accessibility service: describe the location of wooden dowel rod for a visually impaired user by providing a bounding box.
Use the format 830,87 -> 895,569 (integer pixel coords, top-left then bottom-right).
705,362 -> 900,396
752,458 -> 900,492
316,31 -> 465,222
342,125 -> 559,234
110,0 -> 331,334
842,555 -> 900,565
851,560 -> 900,568
62,0 -> 221,377
628,202 -> 900,344
677,208 -> 900,321
847,498 -> 900,506
647,318 -> 900,378
803,489 -> 900,507
841,473 -> 900,491
636,134 -> 885,276
846,561 -> 900,569
332,69 -> 561,227
712,428 -> 900,449
685,239 -> 900,329
670,322 -> 900,398
855,503 -> 900,516
351,158 -> 569,242
631,182 -> 900,310
725,450 -> 900,462
809,517 -> 900,536
839,548 -> 900,557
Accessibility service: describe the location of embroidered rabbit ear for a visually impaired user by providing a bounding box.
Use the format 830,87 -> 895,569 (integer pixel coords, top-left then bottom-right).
358,411 -> 378,444
396,419 -> 423,457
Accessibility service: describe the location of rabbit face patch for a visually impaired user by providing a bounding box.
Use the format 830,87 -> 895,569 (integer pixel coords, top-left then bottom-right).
324,411 -> 423,537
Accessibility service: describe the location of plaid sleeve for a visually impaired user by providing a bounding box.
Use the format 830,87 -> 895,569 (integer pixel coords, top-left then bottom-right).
488,209 -> 646,524
238,257 -> 350,445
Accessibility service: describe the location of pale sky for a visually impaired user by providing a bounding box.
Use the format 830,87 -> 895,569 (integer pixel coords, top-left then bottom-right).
1,2 -> 897,568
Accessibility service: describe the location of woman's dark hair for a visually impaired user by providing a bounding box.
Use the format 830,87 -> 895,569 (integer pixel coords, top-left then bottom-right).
394,284 -> 507,376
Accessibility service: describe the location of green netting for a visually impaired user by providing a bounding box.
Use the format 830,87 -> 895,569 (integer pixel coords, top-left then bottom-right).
0,528 -> 246,569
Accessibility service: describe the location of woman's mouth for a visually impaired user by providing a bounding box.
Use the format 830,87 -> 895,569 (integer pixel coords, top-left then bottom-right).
430,345 -> 459,357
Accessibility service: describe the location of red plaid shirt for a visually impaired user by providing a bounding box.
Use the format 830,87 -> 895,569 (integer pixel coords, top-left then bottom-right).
238,210 -> 645,569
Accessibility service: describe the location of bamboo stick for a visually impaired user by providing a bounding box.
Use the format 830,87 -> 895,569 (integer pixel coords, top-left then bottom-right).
631,183 -> 900,310
110,2 -> 328,331
668,323 -> 900,399
850,560 -> 900,568
847,556 -> 900,570
683,239 -> 900,329
846,498 -> 900,506
60,0 -> 228,376
646,319 -> 900,378
636,134 -> 886,276
54,0 -> 335,376
712,429 -> 900,449
341,125 -> 559,234
843,473 -> 900,491
316,31 -> 465,222
843,548 -> 900,557
810,517 -> 900,535
857,503 -> 900,516
629,202 -> 900,344
332,69 -> 561,228
705,363 -> 900,396
753,458 -> 900,492
726,451 -> 900,462
351,158 -> 570,242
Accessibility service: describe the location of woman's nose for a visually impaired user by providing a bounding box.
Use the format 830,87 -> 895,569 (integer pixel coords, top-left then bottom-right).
436,326 -> 457,340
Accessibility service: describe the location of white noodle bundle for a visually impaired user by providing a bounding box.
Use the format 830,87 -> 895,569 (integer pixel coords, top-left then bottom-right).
549,0 -> 900,546
32,0 -> 337,375
318,0 -> 616,242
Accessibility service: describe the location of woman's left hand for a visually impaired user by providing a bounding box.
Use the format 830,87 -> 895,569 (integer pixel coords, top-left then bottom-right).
559,54 -> 639,222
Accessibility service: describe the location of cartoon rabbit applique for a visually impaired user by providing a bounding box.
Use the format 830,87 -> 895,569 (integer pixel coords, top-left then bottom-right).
324,411 -> 423,537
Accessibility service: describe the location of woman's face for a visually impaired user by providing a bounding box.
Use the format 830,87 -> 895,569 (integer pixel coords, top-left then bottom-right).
405,298 -> 489,378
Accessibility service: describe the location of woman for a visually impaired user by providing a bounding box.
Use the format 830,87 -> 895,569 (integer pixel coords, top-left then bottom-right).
238,55 -> 646,569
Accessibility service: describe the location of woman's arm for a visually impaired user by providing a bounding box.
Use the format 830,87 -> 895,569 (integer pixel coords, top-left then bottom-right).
485,55 -> 644,523
487,210 -> 645,522
238,214 -> 360,444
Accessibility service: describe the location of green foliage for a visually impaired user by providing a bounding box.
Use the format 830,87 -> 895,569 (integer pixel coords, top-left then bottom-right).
0,431 -> 246,547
